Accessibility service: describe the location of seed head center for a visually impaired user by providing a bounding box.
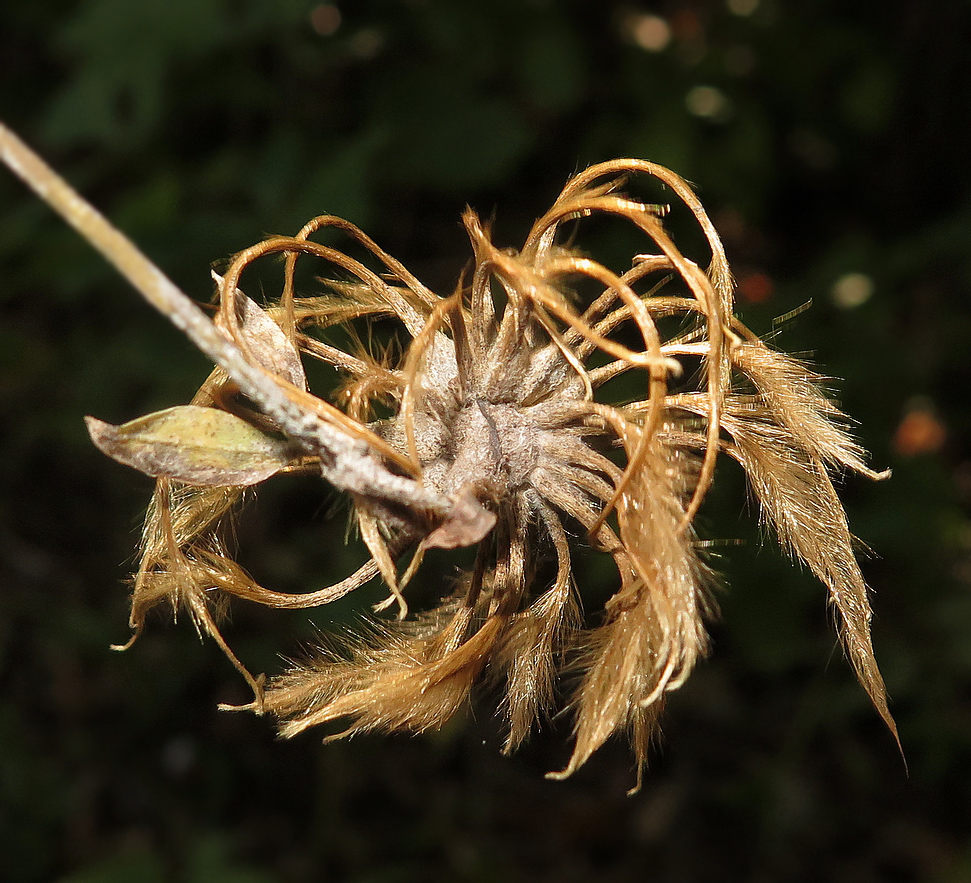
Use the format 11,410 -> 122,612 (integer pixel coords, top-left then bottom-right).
442,398 -> 539,501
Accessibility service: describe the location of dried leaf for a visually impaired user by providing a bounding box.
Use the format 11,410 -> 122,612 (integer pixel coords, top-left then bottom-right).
85,406 -> 299,486
423,485 -> 497,550
213,272 -> 308,390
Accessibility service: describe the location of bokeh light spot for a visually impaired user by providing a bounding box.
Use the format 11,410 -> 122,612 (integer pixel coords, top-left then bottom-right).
686,85 -> 731,120
310,4 -> 341,36
832,272 -> 874,309
894,400 -> 947,457
630,14 -> 671,52
727,0 -> 760,16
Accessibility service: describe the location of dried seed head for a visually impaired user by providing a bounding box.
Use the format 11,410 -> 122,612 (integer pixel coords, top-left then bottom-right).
106,161 -> 895,789
0,125 -> 894,790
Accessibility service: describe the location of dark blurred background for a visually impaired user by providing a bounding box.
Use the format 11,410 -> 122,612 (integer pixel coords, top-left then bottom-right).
2,1 -> 970,880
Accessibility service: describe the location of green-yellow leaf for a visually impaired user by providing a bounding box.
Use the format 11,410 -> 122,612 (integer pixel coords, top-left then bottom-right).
85,405 -> 300,486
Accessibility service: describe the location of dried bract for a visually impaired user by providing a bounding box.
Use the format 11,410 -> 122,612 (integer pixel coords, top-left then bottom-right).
0,123 -> 895,790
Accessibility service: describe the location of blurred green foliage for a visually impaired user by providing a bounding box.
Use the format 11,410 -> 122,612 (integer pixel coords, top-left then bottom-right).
2,1 -> 970,880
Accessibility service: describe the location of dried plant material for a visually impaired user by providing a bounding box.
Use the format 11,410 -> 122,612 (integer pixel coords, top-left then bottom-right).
0,121 -> 897,791
212,272 -> 309,391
